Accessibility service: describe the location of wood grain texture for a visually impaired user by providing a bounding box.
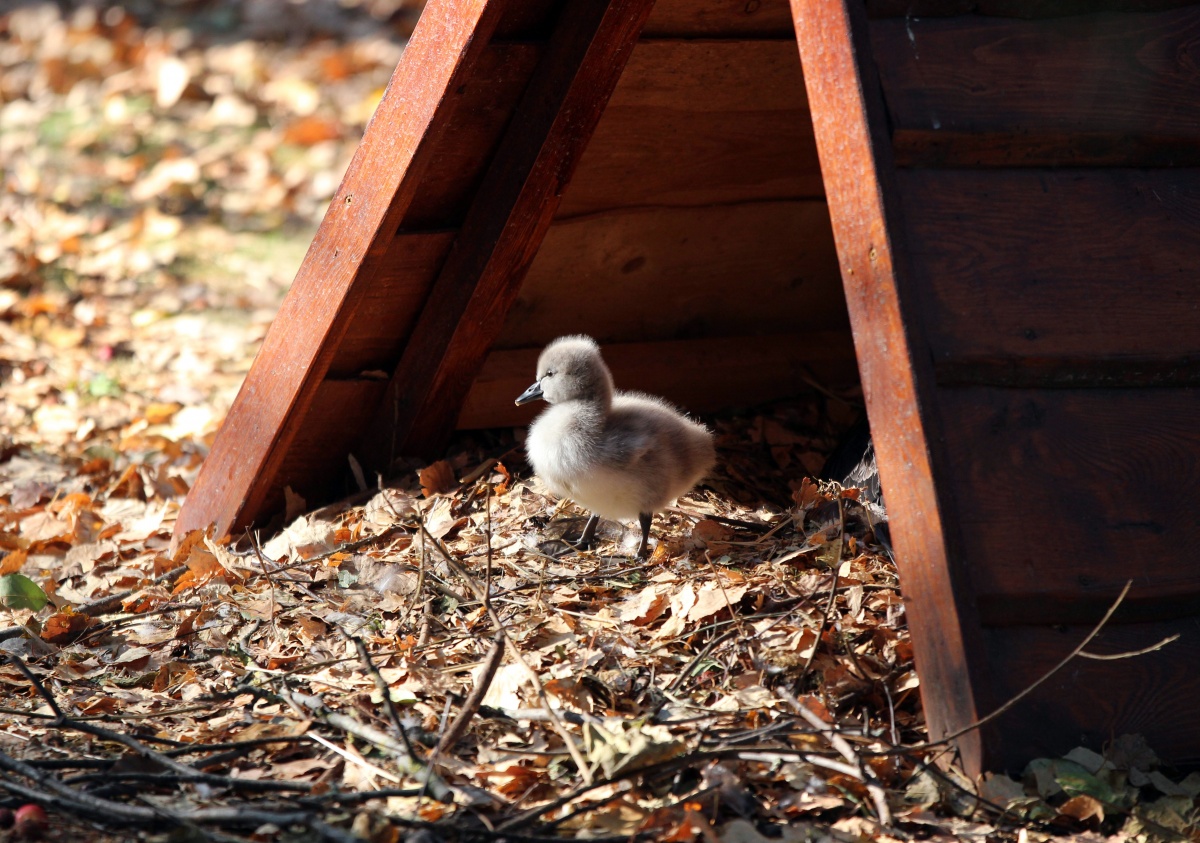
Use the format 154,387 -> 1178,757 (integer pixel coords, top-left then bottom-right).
643,0 -> 795,37
791,0 -> 989,772
326,232 -> 457,377
934,388 -> 1200,622
871,7 -> 1200,167
174,0 -> 507,541
494,201 -> 845,349
458,332 -> 859,429
896,169 -> 1200,365
979,618 -> 1200,771
866,0 -> 1199,18
364,0 -> 658,466
400,44 -> 542,228
558,39 -> 823,215
893,129 -> 1200,168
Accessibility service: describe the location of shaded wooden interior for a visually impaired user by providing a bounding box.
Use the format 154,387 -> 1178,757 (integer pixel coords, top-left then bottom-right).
176,0 -> 1200,775
798,0 -> 1200,772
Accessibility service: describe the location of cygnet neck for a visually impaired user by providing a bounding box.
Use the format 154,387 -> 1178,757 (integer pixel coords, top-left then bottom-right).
560,380 -> 613,417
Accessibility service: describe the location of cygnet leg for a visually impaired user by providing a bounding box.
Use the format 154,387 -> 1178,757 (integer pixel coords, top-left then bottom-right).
635,512 -> 652,558
571,513 -> 600,551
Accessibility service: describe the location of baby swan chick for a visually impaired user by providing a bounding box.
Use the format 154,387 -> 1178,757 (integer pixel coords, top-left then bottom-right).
515,335 -> 715,558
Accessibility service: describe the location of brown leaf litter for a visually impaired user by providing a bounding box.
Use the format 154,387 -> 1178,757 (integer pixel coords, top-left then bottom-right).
2,2 -> 1198,842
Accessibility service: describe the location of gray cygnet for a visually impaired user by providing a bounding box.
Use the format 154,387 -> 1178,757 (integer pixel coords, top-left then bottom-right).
515,335 -> 715,558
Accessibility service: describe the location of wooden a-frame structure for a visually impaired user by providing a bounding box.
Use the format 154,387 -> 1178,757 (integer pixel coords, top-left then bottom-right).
176,0 -> 1200,774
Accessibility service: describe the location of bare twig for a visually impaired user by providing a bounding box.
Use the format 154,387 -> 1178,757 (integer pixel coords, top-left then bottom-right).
436,630 -> 506,755
899,580 -> 1157,754
784,689 -> 892,826
418,520 -> 595,785
4,654 -> 313,795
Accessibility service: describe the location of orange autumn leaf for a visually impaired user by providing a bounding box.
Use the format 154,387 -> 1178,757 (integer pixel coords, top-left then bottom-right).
0,548 -> 27,575
282,115 -> 343,146
419,460 -> 457,497
41,610 -> 95,645
493,460 -> 512,495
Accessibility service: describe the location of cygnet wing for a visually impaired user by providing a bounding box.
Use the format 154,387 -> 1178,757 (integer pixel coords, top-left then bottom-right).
603,393 -> 714,500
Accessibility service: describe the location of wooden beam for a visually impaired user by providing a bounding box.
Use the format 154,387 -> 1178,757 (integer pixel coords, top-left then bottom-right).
173,0 -> 509,540
791,0 -> 989,772
363,0 -> 658,466
457,332 -> 859,429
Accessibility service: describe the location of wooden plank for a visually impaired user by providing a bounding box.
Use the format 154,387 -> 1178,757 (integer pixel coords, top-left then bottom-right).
400,44 -> 542,228
866,0 -> 1198,18
558,39 -> 823,215
493,201 -> 845,349
363,0 -> 658,467
326,231 -> 456,377
893,129 -> 1200,168
933,388 -> 1200,623
792,0 -> 990,772
174,0 -> 510,541
979,619 -> 1200,770
896,169 -> 1200,366
871,7 -> 1200,166
934,356 -> 1200,389
642,0 -> 795,37
458,332 -> 860,429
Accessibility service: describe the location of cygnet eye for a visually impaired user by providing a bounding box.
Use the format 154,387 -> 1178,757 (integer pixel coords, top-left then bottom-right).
543,370 -> 555,379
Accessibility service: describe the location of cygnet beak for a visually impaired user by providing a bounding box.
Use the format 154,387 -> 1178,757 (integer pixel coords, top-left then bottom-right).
515,381 -> 544,406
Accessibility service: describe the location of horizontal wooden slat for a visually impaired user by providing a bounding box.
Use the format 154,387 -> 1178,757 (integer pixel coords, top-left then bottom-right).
558,39 -> 822,215
326,231 -> 456,376
977,617 -> 1200,769
400,43 -> 542,228
458,332 -> 859,428
642,0 -> 795,37
872,7 -> 1200,166
893,129 -> 1200,168
935,356 -> 1200,389
897,169 -> 1200,363
494,201 -> 845,349
934,387 -> 1200,621
866,0 -> 1198,18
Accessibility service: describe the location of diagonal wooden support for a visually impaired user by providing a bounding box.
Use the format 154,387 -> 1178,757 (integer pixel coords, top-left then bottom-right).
174,0 -> 509,541
364,0 -> 658,466
789,0 -> 987,772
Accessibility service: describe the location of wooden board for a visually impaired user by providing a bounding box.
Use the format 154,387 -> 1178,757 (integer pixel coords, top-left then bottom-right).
494,201 -> 845,349
458,332 -> 859,428
325,232 -> 456,377
643,0 -> 795,37
560,39 -> 823,214
798,0 -> 1200,775
791,0 -> 990,774
866,0 -> 1198,20
400,44 -> 542,228
897,169 -> 1200,366
873,6 -> 1200,166
267,378 -> 389,522
980,619 -> 1200,770
936,388 -> 1200,624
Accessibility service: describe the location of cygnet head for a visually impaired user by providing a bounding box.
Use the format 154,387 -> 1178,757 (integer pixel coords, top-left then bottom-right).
514,335 -> 614,408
